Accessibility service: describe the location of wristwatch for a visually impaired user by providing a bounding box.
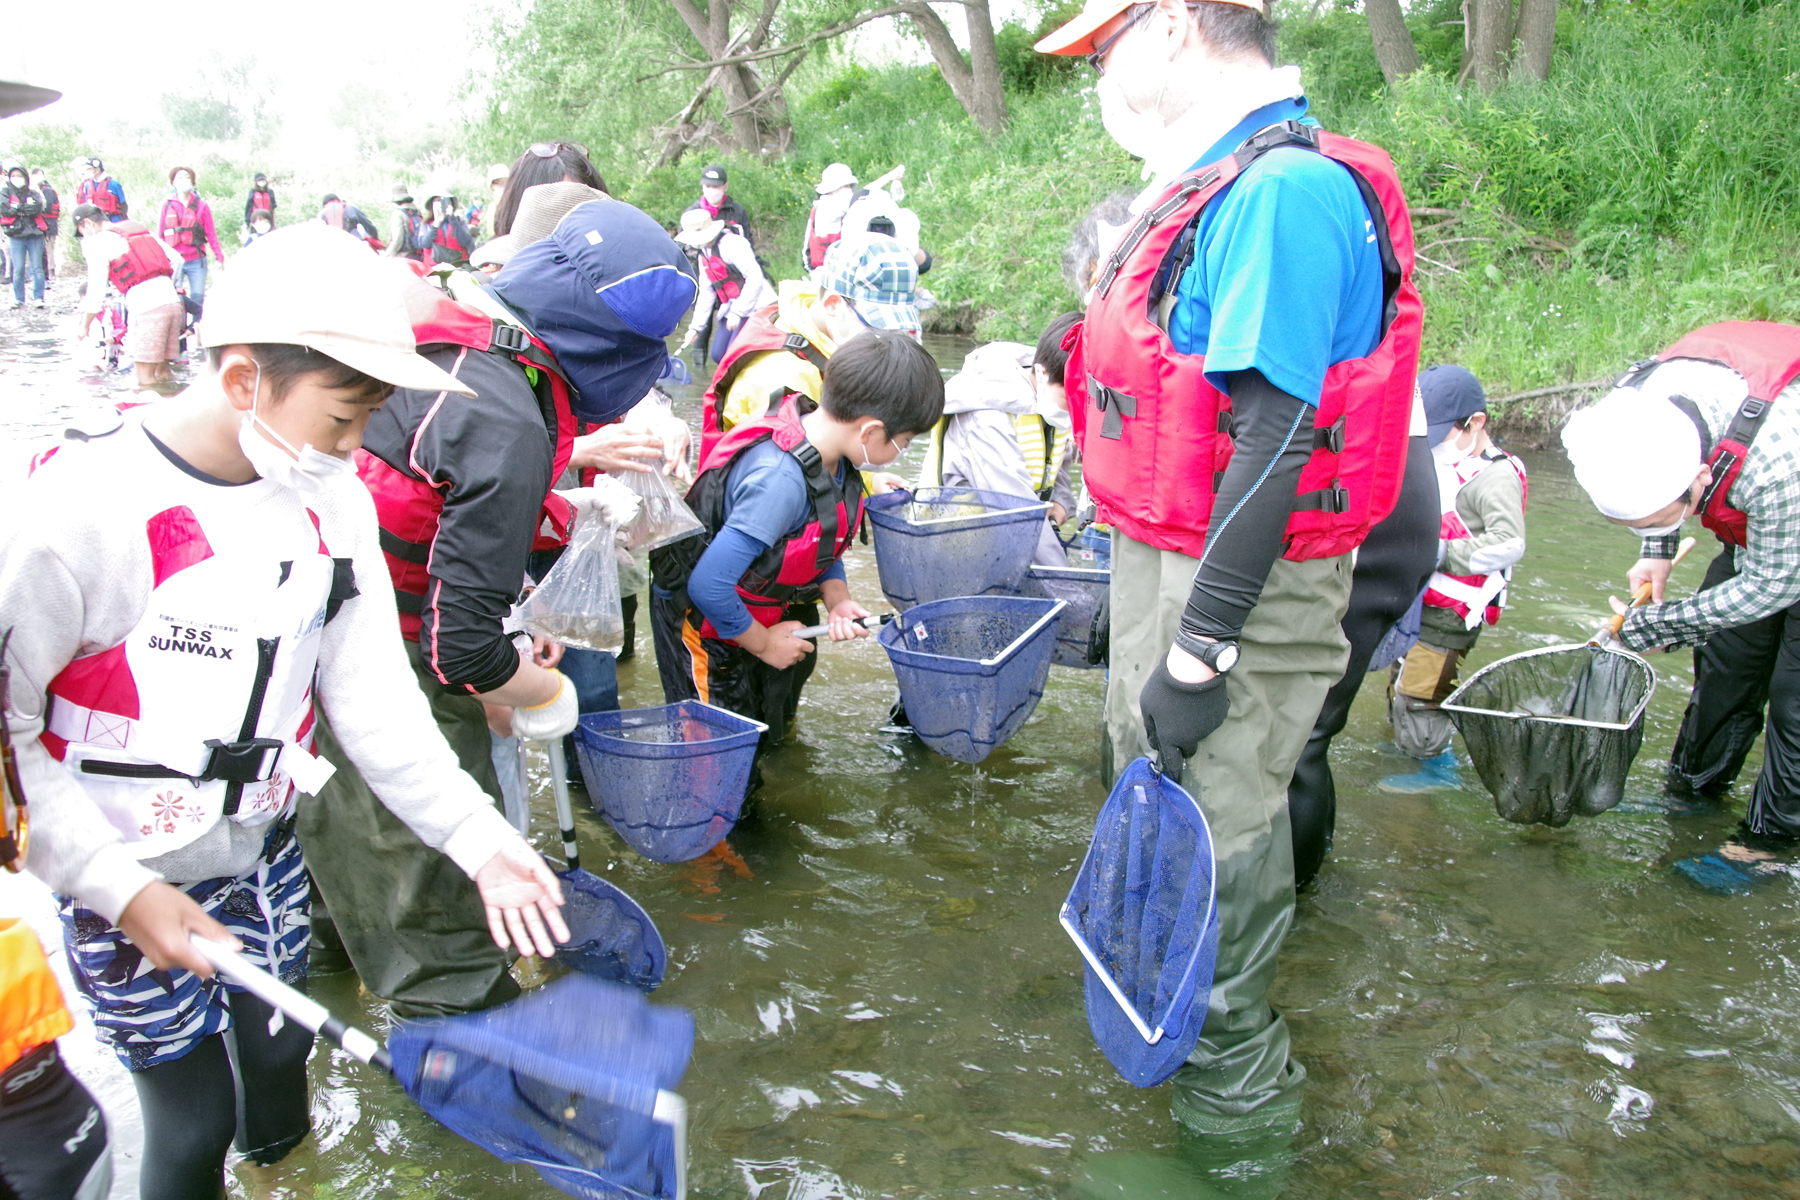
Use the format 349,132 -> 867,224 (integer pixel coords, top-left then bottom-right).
1175,631 -> 1239,674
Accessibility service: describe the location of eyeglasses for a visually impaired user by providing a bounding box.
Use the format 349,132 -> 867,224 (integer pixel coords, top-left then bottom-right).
1085,4 -> 1153,74
529,141 -> 589,159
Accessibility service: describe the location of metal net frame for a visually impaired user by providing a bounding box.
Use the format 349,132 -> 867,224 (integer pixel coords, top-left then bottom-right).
865,487 -> 1049,610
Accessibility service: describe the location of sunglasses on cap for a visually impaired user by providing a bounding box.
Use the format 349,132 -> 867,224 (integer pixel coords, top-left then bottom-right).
529,141 -> 589,159
1086,3 -> 1154,73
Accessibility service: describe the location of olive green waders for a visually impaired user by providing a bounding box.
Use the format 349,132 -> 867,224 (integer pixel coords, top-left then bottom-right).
300,642 -> 521,1018
1104,533 -> 1352,1136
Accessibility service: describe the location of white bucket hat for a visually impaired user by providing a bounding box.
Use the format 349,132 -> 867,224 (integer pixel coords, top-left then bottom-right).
816,163 -> 857,195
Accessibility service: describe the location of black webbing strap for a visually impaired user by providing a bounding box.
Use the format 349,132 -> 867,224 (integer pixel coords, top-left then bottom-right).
1294,482 -> 1350,514
378,528 -> 430,565
1090,378 -> 1138,440
783,333 -> 829,374
1698,394 -> 1773,514
788,439 -> 841,573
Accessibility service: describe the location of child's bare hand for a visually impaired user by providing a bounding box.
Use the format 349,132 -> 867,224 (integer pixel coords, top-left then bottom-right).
865,472 -> 907,495
754,620 -> 818,669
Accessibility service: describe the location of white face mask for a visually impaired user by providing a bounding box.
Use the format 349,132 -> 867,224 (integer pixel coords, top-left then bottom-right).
1034,390 -> 1072,431
1631,518 -> 1686,538
855,424 -> 901,472
174,178 -> 193,194
1432,427 -> 1477,464
1098,71 -> 1169,162
235,364 -> 357,494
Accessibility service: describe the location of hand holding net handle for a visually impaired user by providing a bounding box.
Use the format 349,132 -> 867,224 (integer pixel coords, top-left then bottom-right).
1601,536 -> 1697,640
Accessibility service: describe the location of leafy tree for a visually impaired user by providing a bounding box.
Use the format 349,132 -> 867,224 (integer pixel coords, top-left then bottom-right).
162,95 -> 242,141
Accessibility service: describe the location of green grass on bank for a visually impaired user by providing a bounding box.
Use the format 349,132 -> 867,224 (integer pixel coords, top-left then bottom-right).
620,0 -> 1800,427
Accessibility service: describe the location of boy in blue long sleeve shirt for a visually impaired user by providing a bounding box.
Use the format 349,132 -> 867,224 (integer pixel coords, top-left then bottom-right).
651,330 -> 945,781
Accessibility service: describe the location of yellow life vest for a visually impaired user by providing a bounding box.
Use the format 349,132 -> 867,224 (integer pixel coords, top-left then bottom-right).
0,919 -> 73,1073
920,412 -> 1071,499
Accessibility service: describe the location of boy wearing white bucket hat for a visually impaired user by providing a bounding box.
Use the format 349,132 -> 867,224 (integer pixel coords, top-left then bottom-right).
0,223 -> 568,1194
1563,321 -> 1800,841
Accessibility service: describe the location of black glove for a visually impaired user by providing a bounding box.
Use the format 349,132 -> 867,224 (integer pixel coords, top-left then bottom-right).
1087,591 -> 1110,667
1138,656 -> 1230,784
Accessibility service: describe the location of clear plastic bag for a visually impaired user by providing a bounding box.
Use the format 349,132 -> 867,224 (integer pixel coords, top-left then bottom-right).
521,515 -> 625,652
615,468 -> 704,553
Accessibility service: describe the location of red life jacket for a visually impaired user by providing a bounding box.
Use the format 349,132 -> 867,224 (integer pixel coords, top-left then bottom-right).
354,292 -> 578,640
1063,121 -> 1422,562
105,221 -> 175,293
700,237 -> 744,303
1648,321 -> 1800,549
698,307 -> 827,460
805,229 -> 839,271
1421,451 -> 1528,627
78,177 -> 125,218
39,185 -> 59,222
651,393 -> 865,640
249,189 -> 274,215
162,195 -> 205,249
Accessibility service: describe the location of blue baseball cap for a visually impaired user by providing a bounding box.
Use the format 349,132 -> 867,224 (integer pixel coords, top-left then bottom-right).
1419,364 -> 1486,447
491,199 -> 697,423
821,235 -> 921,337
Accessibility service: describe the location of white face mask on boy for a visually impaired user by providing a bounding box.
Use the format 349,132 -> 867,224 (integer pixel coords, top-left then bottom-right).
234,364 -> 357,494
854,423 -> 902,472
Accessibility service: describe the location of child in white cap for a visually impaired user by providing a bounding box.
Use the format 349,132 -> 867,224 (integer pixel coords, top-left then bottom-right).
0,223 -> 567,1196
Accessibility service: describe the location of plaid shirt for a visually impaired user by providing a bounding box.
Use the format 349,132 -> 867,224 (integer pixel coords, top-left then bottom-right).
1625,375 -> 1800,649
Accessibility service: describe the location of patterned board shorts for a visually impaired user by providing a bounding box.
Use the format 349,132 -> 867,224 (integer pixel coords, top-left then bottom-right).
58,826 -> 310,1072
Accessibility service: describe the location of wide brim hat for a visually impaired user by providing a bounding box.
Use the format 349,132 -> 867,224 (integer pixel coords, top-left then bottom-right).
674,210 -> 726,248
511,182 -> 611,248
816,163 -> 857,195
470,234 -> 517,271
1036,0 -> 1264,55
821,234 -> 922,337
201,224 -> 476,397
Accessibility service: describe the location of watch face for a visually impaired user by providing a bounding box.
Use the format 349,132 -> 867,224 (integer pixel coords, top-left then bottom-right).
1213,643 -> 1240,673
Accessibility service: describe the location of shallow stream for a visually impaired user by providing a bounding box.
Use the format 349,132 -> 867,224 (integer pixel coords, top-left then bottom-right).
1,300 -> 1792,1199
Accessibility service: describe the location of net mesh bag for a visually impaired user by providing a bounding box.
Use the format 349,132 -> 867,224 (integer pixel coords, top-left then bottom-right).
573,702 -> 764,863
1060,757 -> 1219,1088
1443,645 -> 1656,827
1022,565 -> 1109,670
553,867 -> 667,992
387,974 -> 693,1200
866,487 -> 1049,610
878,595 -> 1065,764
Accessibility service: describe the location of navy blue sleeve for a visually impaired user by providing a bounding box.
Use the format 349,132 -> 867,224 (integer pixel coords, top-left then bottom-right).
690,526 -> 766,639
721,442 -> 814,546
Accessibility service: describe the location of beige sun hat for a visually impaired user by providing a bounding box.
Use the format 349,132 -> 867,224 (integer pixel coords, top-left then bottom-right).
673,207 -> 726,248
201,224 -> 476,397
510,182 -> 611,249
470,234 -> 518,271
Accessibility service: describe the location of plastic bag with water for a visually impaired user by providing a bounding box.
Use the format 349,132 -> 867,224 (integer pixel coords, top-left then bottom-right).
387,973 -> 692,1200
522,515 -> 625,652
1060,757 -> 1219,1088
878,595 -> 1065,764
865,487 -> 1049,611
616,468 -> 705,553
1443,644 -> 1655,826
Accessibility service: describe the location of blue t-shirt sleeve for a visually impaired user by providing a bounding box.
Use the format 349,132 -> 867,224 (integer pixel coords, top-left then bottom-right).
1169,149 -> 1384,406
721,441 -> 814,546
689,526 -> 765,639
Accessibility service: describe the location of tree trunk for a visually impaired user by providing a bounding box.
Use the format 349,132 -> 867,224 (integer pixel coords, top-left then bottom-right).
1463,0 -> 1513,90
961,0 -> 1009,134
1513,0 -> 1556,81
1364,0 -> 1422,85
667,0 -> 763,153
901,2 -> 1006,135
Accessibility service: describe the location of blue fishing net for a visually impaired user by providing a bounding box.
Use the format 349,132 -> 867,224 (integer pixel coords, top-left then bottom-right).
553,867 -> 667,992
388,973 -> 693,1200
574,702 -> 763,863
866,487 -> 1050,611
1022,566 -> 1109,670
878,595 -> 1065,764
1061,756 -> 1220,1088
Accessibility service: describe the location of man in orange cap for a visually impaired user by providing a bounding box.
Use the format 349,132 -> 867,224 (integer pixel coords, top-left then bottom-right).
1040,0 -> 1421,1146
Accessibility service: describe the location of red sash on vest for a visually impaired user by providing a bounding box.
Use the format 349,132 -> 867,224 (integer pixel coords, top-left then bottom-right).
1064,121 -> 1422,562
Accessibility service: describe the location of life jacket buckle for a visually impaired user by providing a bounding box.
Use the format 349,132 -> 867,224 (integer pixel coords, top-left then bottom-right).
783,333 -> 813,355
490,323 -> 530,356
1089,377 -> 1138,440
201,738 -> 285,784
1741,397 -> 1768,420
1316,416 -> 1347,454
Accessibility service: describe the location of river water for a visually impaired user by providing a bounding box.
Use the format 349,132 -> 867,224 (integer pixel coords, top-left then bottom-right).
1,296 -> 1792,1200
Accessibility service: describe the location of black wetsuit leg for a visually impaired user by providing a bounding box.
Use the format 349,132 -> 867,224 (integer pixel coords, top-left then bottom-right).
1289,434 -> 1440,888
133,992 -> 313,1199
1669,548 -> 1782,800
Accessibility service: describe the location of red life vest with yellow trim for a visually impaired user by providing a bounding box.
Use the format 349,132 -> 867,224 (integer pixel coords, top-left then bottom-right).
1650,321 -> 1800,549
1063,121 -> 1422,561
355,292 -> 578,640
651,393 -> 864,640
698,306 -> 827,460
104,221 -> 175,294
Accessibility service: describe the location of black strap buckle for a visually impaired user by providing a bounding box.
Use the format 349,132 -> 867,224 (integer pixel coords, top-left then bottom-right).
1089,377 -> 1138,440
1315,416 -> 1346,455
490,322 -> 530,356
201,738 -> 284,784
1297,483 -> 1351,514
790,440 -> 823,472
783,333 -> 812,354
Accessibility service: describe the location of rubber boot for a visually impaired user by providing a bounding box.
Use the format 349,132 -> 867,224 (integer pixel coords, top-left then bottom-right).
1673,833 -> 1798,894
1377,748 -> 1462,794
